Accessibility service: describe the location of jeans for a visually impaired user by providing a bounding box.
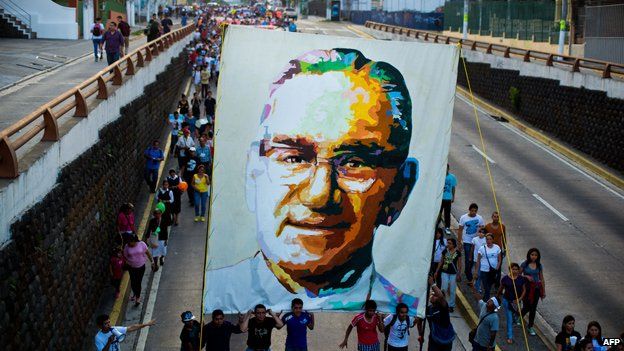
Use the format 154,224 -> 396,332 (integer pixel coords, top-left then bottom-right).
437,199 -> 452,228
428,337 -> 452,351
285,347 -> 308,351
521,285 -> 541,328
194,191 -> 208,216
106,51 -> 120,66
478,270 -> 494,301
144,168 -> 159,191
463,243 -> 474,281
128,264 -> 145,298
441,272 -> 457,308
502,298 -> 514,340
92,38 -> 102,58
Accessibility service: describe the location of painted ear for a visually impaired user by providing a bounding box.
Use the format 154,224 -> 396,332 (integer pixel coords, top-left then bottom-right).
378,157 -> 419,226
245,142 -> 263,212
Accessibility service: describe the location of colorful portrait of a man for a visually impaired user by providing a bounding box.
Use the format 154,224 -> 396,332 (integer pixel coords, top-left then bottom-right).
206,48 -> 421,312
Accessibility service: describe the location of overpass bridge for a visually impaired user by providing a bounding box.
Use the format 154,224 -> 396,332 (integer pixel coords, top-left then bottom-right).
0,17 -> 622,351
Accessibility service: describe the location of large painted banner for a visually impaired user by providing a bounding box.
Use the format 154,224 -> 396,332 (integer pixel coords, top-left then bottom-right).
203,26 -> 458,317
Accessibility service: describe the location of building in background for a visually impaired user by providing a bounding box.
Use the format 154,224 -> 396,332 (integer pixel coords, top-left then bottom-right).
0,0 -> 78,39
345,0 -> 445,30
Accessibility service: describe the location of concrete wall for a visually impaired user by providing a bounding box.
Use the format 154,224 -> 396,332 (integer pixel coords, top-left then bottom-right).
457,60 -> 624,173
0,33 -> 193,247
12,0 -> 78,39
0,50 -> 189,351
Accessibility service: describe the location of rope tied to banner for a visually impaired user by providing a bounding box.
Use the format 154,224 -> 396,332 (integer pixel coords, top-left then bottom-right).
459,45 -> 532,351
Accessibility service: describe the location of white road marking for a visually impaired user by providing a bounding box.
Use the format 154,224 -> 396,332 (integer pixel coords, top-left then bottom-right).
455,93 -> 624,201
499,122 -> 624,201
135,261 -> 163,351
471,144 -> 496,164
532,194 -> 569,221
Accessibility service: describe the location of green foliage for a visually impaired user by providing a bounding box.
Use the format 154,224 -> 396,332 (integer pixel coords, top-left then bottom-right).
509,86 -> 521,111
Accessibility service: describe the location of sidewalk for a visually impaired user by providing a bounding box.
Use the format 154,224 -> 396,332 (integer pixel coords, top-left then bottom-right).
0,20 -> 180,132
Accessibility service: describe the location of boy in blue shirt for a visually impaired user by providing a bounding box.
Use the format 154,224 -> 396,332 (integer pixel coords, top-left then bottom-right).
281,298 -> 314,351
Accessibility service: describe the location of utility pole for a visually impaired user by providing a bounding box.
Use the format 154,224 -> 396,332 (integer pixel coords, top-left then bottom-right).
462,0 -> 469,39
557,0 -> 568,55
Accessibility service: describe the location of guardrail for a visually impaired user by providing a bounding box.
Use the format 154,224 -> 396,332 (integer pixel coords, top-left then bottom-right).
0,24 -> 195,179
364,21 -> 624,79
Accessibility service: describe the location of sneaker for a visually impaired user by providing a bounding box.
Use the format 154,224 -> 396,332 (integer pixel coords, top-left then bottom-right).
160,256 -> 165,266
449,307 -> 454,313
444,228 -> 451,235
135,297 -> 141,306
129,295 -> 135,301
528,327 -> 536,336
194,216 -> 200,222
95,57 -> 98,62
200,216 -> 205,222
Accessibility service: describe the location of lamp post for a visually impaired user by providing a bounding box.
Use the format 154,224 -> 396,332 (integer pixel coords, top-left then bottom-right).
557,0 -> 568,55
462,0 -> 469,39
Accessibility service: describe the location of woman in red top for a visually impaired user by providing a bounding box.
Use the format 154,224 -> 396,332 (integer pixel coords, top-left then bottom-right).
340,300 -> 384,351
117,203 -> 136,245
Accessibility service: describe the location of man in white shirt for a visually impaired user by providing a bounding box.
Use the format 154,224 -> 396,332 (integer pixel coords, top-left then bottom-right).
94,314 -> 155,351
176,128 -> 195,168
383,303 -> 413,350
457,203 -> 484,283
474,234 -> 502,301
90,17 -> 105,62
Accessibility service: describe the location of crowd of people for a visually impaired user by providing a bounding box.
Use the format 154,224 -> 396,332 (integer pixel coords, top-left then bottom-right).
433,166 -> 622,351
91,4 -> 622,351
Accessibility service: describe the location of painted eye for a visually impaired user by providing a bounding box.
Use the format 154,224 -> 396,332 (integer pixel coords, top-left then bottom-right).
283,155 -> 305,164
343,158 -> 374,169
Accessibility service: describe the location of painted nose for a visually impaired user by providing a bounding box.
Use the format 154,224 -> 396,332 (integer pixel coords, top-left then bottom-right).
297,163 -> 337,209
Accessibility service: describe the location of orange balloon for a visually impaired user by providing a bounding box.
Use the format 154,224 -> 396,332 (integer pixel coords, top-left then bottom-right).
178,181 -> 188,192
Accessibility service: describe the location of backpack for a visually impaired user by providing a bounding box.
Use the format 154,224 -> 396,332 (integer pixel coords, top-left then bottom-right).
92,23 -> 102,36
383,314 -> 410,350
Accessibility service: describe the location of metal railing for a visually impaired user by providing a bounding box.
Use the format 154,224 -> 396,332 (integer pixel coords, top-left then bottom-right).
364,21 -> 624,80
0,0 -> 31,31
0,24 -> 195,178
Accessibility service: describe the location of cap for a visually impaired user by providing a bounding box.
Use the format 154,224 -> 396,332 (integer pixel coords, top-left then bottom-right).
181,311 -> 195,322
489,297 -> 500,311
189,147 -> 196,152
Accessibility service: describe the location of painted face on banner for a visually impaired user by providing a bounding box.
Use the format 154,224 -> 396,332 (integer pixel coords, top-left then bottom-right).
248,62 -> 414,290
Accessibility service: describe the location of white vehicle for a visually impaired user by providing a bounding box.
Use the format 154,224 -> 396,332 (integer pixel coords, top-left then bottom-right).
284,7 -> 297,20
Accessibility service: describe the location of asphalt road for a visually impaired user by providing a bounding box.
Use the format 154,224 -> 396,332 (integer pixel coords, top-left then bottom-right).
317,17 -> 624,337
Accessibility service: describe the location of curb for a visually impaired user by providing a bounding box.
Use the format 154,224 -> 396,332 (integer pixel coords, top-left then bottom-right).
455,86 -> 624,191
346,25 -> 375,39
109,77 -> 191,326
0,33 -> 146,93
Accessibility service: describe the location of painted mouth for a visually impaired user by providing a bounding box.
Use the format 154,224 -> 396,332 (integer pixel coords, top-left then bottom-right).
283,218 -> 350,236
